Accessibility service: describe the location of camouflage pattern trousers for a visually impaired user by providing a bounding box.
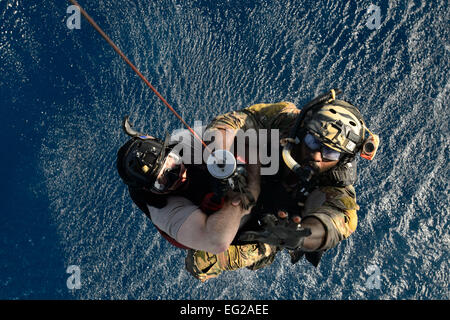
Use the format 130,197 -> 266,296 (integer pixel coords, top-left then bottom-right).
185,243 -> 279,282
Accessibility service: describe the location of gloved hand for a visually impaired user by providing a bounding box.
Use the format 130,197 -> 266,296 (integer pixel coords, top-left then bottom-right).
238,211 -> 311,250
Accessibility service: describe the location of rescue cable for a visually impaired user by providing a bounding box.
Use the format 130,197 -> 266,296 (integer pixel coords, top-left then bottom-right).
67,0 -> 211,152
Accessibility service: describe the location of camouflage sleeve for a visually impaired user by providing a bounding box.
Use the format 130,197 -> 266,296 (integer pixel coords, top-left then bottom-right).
243,102 -> 299,130
302,185 -> 359,250
206,101 -> 299,133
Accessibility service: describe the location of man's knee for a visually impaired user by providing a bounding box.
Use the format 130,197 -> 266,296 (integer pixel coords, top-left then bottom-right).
185,249 -> 222,282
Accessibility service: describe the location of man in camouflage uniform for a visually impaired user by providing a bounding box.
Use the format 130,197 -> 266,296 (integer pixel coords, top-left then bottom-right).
185,90 -> 378,281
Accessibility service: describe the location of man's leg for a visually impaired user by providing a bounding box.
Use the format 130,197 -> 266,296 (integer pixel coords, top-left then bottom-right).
185,243 -> 278,282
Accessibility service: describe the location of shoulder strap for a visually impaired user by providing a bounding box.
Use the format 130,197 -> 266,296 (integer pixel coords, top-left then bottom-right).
314,160 -> 358,187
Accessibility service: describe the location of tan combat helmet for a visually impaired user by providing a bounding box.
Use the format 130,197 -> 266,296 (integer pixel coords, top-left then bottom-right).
282,89 -> 379,178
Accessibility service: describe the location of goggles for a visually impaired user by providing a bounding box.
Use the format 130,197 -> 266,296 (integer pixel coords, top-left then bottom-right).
152,152 -> 183,193
304,133 -> 342,161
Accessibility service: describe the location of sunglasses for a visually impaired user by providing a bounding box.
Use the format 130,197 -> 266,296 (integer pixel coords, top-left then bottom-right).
304,133 -> 342,161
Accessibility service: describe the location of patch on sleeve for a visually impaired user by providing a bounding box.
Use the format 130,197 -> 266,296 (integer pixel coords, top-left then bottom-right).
322,186 -> 359,237
321,186 -> 359,211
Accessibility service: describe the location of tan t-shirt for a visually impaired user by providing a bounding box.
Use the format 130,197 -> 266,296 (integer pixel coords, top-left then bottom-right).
147,196 -> 199,240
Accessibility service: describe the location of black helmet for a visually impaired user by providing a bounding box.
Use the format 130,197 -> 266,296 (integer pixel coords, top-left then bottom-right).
116,116 -> 173,189
116,136 -> 169,189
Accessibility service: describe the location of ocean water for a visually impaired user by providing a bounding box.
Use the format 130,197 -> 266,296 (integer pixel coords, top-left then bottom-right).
0,0 -> 448,300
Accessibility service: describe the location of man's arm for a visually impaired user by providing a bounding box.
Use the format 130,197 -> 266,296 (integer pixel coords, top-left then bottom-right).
176,194 -> 250,254
177,163 -> 261,253
300,185 -> 359,251
297,217 -> 326,251
147,164 -> 260,253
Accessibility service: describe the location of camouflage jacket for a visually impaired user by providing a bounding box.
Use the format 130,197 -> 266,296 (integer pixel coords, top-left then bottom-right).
207,102 -> 360,252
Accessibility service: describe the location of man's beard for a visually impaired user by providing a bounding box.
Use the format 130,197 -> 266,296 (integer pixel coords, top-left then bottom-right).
302,160 -> 321,173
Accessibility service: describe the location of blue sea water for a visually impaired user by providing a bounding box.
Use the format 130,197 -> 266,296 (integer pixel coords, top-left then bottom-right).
0,0 -> 448,300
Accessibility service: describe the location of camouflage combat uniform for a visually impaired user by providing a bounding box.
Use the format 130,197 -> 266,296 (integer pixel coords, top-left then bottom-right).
185,102 -> 359,281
